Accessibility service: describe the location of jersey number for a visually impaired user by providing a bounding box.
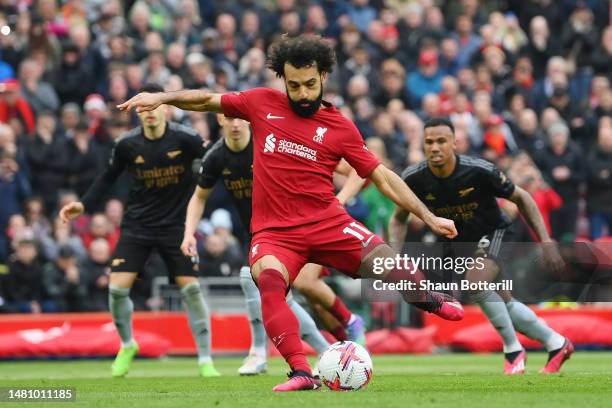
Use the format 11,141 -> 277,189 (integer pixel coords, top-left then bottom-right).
343,222 -> 375,247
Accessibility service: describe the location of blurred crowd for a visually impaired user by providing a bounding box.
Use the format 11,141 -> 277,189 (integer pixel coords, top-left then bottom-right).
0,0 -> 611,314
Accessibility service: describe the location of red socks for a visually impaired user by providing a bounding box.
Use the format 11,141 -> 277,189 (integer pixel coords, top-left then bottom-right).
259,269 -> 311,375
329,296 -> 352,326
329,326 -> 348,341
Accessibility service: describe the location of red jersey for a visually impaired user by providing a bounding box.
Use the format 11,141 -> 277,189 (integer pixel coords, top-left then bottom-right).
221,87 -> 380,233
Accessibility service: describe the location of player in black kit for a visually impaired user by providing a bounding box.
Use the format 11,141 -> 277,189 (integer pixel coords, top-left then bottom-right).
390,117 -> 573,374
181,114 -> 367,375
59,84 -> 220,378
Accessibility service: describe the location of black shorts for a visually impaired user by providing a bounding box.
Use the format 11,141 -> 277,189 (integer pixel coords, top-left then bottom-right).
110,228 -> 198,278
445,228 -> 515,275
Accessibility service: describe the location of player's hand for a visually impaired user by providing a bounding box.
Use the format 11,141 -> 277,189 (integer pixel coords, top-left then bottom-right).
427,216 -> 458,239
541,240 -> 566,275
181,235 -> 198,258
117,92 -> 163,113
59,202 -> 84,223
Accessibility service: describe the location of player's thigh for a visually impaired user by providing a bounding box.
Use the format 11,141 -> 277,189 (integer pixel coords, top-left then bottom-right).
251,255 -> 290,284
465,257 -> 501,284
466,229 -> 510,284
292,263 -> 323,290
175,275 -> 200,288
109,272 -> 139,289
249,232 -> 308,284
310,216 -> 385,278
110,231 -> 153,287
156,230 -> 199,281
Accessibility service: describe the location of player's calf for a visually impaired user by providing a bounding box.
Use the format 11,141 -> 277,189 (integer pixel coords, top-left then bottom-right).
259,269 -> 312,376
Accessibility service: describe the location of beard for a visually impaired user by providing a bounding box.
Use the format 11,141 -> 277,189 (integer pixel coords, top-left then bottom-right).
286,87 -> 323,117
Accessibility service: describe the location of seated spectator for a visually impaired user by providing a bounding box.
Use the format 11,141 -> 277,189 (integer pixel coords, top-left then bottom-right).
59,102 -> 82,138
104,199 -> 123,231
592,25 -> 612,77
407,50 -> 444,106
25,112 -> 68,214
450,14 -> 481,69
515,109 -> 546,155
80,238 -> 110,311
0,143 -> 31,262
438,76 -> 459,116
18,58 -> 60,115
509,155 -> 562,240
39,216 -> 86,262
237,48 -> 267,90
535,122 -> 585,242
468,91 -> 517,153
5,239 -> 47,313
198,232 -> 243,277
373,58 -> 411,108
52,41 -> 94,106
0,79 -> 36,136
520,16 -> 562,80
79,213 -> 119,252
5,214 -> 33,256
65,121 -> 104,197
420,93 -> 441,121
42,245 -> 87,312
23,197 -> 51,244
587,121 -> 612,239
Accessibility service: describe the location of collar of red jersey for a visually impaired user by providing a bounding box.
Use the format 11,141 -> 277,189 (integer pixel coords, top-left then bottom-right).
321,99 -> 334,109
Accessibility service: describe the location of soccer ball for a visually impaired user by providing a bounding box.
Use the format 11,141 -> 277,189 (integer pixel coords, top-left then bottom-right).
317,341 -> 373,391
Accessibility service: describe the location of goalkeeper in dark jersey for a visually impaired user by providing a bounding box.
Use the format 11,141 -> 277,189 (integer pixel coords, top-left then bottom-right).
59,84 -> 220,378
390,117 -> 572,375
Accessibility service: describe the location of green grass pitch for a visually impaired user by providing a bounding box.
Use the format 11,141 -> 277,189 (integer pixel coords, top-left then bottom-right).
1,353 -> 611,407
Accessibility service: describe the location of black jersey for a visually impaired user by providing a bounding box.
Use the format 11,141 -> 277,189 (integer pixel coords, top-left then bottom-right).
197,136 -> 253,231
401,155 -> 515,242
81,122 -> 207,230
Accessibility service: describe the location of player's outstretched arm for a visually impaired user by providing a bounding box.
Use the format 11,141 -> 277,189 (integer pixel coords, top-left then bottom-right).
369,164 -> 457,239
181,186 -> 213,257
117,90 -> 223,113
508,186 -> 552,242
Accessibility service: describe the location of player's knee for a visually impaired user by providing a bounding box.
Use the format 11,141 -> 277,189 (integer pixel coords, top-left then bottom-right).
180,281 -> 202,299
259,269 -> 288,306
109,285 -> 131,299
259,269 -> 287,293
291,278 -> 311,295
470,290 -> 494,303
359,243 -> 395,279
239,266 -> 255,287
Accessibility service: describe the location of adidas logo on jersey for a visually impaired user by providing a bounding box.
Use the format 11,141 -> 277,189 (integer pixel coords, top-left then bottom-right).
222,168 -> 232,176
167,150 -> 182,158
134,155 -> 145,164
459,187 -> 475,197
264,134 -> 276,153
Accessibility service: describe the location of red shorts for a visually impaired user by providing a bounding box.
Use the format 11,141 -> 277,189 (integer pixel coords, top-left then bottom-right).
249,211 -> 385,283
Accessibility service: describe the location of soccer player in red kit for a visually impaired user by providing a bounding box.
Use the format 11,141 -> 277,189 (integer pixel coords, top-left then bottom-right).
119,35 -> 464,391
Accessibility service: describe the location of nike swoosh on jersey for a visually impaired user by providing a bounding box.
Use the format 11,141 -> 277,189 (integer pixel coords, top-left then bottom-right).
266,113 -> 284,119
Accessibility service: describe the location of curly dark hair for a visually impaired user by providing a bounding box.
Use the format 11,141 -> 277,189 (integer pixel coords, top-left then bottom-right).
267,34 -> 336,78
